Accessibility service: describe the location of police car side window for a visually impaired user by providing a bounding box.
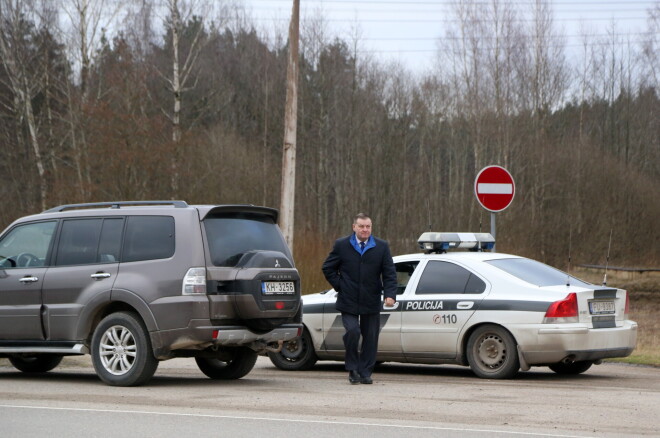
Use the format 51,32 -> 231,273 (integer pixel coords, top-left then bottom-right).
395,261 -> 419,295
415,261 -> 485,294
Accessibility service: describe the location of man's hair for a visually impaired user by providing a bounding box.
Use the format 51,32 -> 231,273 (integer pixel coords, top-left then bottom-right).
353,213 -> 371,224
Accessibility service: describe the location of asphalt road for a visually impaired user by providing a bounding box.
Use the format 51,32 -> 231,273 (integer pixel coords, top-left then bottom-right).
0,356 -> 658,438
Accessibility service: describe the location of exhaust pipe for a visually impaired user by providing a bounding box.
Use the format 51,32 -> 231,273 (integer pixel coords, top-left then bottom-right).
562,355 -> 576,364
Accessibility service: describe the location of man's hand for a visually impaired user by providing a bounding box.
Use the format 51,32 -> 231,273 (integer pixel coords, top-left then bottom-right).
384,297 -> 396,307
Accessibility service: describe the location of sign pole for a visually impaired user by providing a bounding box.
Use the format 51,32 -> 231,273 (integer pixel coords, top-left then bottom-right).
491,212 -> 496,252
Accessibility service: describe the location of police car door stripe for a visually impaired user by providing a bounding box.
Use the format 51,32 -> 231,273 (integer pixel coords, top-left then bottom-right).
305,300 -> 551,314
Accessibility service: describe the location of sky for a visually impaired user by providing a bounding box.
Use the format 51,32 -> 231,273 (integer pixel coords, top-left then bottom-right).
244,0 -> 659,74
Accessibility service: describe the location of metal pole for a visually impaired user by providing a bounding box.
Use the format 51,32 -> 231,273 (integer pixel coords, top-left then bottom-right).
491,212 -> 496,252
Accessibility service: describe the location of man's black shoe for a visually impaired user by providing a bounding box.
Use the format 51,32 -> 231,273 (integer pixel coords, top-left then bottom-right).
360,376 -> 373,384
349,370 -> 361,384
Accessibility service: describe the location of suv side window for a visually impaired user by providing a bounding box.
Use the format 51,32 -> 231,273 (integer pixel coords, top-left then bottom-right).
56,219 -> 103,266
415,261 -> 486,294
55,218 -> 124,266
122,216 -> 175,262
0,221 -> 57,268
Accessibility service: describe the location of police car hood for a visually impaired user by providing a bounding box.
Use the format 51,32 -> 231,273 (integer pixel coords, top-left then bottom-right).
302,290 -> 335,305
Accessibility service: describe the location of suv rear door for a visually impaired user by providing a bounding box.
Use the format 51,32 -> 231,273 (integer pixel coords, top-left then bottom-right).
41,217 -> 122,340
0,221 -> 57,340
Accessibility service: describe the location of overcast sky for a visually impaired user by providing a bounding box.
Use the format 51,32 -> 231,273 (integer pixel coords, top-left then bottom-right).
245,0 -> 659,73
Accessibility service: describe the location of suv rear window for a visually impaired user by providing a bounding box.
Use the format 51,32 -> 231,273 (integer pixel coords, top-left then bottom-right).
203,214 -> 291,267
486,258 -> 592,287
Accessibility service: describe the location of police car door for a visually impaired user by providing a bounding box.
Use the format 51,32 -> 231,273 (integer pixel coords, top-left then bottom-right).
400,259 -> 488,360
320,260 -> 417,358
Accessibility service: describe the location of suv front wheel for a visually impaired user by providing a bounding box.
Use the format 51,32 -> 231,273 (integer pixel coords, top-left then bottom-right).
9,354 -> 63,373
91,311 -> 159,386
195,348 -> 257,380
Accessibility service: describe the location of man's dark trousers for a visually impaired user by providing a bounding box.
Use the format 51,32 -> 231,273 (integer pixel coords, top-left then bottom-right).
341,312 -> 380,378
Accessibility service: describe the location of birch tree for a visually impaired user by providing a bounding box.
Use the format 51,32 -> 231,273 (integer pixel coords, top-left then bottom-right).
0,0 -> 49,210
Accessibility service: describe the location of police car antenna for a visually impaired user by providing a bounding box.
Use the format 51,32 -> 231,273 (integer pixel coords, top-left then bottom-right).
566,228 -> 572,287
603,229 -> 613,286
427,199 -> 432,231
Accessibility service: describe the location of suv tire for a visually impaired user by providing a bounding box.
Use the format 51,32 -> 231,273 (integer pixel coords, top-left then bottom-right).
91,312 -> 159,386
9,354 -> 63,373
195,348 -> 257,380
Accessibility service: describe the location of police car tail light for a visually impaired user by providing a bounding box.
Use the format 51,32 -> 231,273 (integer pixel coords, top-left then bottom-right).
543,293 -> 578,323
624,291 -> 630,319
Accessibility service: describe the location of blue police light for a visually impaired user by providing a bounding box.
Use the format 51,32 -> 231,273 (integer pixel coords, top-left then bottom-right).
418,232 -> 495,254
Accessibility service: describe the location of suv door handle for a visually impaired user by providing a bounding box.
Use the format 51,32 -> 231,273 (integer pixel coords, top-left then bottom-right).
91,272 -> 111,280
19,276 -> 39,283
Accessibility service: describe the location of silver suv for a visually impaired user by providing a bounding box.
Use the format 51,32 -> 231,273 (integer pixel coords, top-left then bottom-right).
0,201 -> 302,386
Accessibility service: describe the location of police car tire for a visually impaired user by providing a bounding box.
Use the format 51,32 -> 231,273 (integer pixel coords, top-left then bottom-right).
548,360 -> 593,375
268,328 -> 318,371
195,348 -> 258,380
466,324 -> 519,379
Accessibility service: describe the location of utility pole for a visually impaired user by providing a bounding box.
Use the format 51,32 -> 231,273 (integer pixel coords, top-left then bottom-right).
279,0 -> 299,251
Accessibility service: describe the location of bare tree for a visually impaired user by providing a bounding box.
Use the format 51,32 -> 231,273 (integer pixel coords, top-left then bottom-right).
157,0 -> 214,197
0,0 -> 50,210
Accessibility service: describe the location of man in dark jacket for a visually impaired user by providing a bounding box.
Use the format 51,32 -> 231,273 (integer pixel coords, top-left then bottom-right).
322,213 -> 397,384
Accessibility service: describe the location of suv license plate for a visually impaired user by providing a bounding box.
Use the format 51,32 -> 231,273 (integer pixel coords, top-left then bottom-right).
262,281 -> 295,295
589,301 -> 615,315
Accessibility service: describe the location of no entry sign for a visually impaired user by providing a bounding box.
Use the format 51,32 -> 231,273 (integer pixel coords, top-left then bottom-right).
474,165 -> 515,212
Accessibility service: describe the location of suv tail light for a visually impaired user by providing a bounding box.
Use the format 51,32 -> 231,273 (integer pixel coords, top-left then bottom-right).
624,290 -> 630,319
543,293 -> 578,323
182,267 -> 207,295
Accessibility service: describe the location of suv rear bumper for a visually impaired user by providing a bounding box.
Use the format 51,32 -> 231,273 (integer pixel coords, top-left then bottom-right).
210,323 -> 302,345
150,322 -> 303,358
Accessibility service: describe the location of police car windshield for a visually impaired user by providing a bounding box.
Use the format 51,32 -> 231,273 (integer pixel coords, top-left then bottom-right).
486,258 -> 592,287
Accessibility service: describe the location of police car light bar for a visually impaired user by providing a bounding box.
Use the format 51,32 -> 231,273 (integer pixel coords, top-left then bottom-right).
418,232 -> 495,253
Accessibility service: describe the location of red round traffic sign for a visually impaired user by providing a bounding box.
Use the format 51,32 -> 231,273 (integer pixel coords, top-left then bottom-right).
474,165 -> 515,212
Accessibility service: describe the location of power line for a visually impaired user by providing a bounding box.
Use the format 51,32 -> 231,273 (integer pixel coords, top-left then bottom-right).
253,0 -> 655,5
255,16 -> 651,23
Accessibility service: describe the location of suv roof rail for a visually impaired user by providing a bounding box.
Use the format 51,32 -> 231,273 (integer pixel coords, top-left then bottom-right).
43,200 -> 189,213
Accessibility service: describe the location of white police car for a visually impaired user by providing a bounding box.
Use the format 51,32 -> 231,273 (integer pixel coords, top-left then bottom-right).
268,233 -> 638,379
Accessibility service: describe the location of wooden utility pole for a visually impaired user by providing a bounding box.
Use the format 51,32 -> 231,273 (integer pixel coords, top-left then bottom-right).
280,0 -> 299,250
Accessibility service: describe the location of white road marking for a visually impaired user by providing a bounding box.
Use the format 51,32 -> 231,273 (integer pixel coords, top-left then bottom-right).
0,404 -> 593,438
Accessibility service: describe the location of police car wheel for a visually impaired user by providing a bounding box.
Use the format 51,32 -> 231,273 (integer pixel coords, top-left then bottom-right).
466,324 -> 519,379
548,360 -> 593,375
268,328 -> 317,371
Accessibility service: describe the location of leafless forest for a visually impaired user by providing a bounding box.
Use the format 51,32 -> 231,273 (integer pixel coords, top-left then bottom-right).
1,0 -> 658,292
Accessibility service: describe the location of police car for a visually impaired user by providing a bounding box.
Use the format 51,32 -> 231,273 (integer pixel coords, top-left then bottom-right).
268,233 -> 638,379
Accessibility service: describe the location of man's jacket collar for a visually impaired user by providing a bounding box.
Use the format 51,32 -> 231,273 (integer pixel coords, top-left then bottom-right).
350,233 -> 375,255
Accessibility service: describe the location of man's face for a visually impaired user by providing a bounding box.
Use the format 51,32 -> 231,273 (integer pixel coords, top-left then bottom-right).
352,218 -> 372,241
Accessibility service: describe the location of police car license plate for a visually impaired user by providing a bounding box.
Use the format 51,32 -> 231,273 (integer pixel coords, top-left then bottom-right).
262,281 -> 295,295
589,301 -> 615,315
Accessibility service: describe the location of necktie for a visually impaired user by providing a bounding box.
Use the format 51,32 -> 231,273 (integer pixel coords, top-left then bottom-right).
360,241 -> 365,251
